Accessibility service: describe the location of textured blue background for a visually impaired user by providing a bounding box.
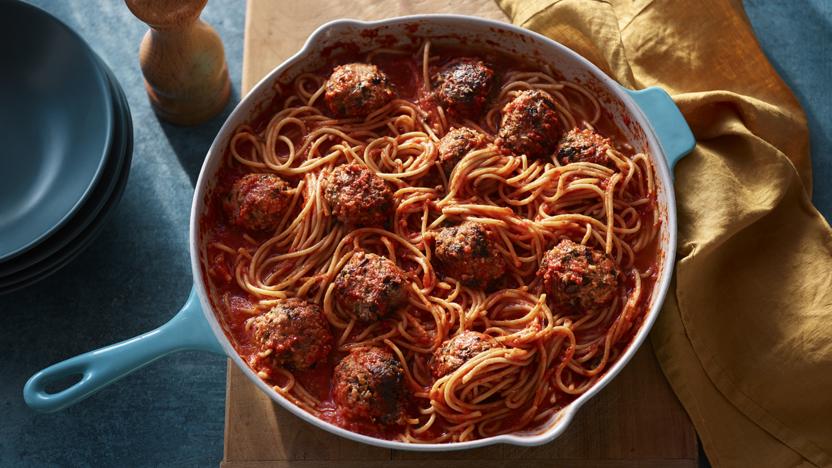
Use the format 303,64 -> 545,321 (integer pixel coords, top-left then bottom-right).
0,0 -> 829,466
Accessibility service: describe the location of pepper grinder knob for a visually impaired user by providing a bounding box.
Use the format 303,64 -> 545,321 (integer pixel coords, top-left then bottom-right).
125,0 -> 231,125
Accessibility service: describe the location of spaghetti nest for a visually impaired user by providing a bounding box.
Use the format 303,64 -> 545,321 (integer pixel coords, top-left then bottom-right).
208,41 -> 658,443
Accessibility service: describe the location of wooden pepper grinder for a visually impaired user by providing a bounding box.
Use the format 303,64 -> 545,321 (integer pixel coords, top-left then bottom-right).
125,0 -> 231,125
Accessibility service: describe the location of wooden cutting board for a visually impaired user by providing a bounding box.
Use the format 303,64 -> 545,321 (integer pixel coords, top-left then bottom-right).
223,1 -> 699,466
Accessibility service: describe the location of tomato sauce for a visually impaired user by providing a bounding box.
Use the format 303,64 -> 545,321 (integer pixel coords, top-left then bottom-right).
199,42 -> 662,441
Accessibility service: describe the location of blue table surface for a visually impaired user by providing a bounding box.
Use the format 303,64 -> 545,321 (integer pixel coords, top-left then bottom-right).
1,1 -> 829,466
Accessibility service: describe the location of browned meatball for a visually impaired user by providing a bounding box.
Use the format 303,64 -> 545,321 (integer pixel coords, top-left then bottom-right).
537,239 -> 619,310
324,164 -> 393,227
334,251 -> 408,322
249,298 -> 333,370
225,173 -> 291,231
437,127 -> 488,176
324,63 -> 395,118
432,58 -> 496,117
496,90 -> 561,159
332,346 -> 405,425
435,221 -> 506,287
557,128 -> 614,167
430,330 -> 497,378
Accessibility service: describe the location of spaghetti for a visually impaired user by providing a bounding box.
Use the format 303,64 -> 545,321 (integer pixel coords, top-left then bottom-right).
201,41 -> 659,443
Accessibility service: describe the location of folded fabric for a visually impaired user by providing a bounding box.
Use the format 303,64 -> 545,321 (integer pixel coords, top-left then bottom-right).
495,0 -> 832,466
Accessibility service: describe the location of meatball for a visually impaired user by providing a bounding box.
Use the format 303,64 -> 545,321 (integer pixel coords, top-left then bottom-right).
324,163 -> 393,227
435,221 -> 506,287
432,58 -> 496,117
334,251 -> 408,322
437,127 -> 488,176
537,239 -> 619,310
496,90 -> 561,159
225,173 -> 291,231
333,346 -> 405,425
324,63 -> 395,118
249,298 -> 333,370
557,128 -> 614,167
430,330 -> 497,378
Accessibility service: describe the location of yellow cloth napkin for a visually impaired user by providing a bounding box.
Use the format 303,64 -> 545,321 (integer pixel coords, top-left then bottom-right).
495,0 -> 832,466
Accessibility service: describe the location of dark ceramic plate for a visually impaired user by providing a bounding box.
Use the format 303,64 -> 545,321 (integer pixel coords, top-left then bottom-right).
0,1 -> 114,261
0,59 -> 132,294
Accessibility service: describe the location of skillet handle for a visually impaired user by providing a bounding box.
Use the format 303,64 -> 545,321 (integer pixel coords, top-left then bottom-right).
624,87 -> 696,169
23,286 -> 224,413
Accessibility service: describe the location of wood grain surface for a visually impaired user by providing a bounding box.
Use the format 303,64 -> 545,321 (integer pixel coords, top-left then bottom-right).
223,1 -> 698,466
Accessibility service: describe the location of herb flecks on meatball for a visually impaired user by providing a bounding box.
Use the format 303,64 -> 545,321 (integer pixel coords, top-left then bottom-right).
437,127 -> 488,176
430,330 -> 497,378
324,63 -> 395,118
334,251 -> 408,322
537,239 -> 619,310
249,298 -> 333,370
432,58 -> 496,117
557,128 -> 615,167
435,221 -> 506,288
225,173 -> 291,232
324,163 -> 393,227
333,346 -> 406,425
496,89 -> 561,159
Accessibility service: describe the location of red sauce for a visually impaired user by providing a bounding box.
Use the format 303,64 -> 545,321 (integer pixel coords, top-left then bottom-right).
199,42 -> 661,442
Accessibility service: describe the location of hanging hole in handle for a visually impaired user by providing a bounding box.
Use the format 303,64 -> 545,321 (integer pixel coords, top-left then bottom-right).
27,360 -> 91,399
43,373 -> 85,394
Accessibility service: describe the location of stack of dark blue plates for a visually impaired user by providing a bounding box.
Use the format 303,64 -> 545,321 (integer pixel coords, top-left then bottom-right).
0,1 -> 133,294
